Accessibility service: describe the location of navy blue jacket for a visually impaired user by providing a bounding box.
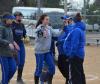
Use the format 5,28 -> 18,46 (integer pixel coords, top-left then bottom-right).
57,24 -> 74,55
12,22 -> 26,43
63,21 -> 86,59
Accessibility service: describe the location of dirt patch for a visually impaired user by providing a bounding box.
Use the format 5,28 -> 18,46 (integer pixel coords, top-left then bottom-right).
0,45 -> 100,84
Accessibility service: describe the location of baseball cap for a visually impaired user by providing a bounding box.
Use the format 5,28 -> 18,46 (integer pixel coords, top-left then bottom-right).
3,13 -> 16,19
61,15 -> 70,20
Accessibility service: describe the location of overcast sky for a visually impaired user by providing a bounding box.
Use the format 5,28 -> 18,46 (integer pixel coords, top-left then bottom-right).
72,0 -> 94,4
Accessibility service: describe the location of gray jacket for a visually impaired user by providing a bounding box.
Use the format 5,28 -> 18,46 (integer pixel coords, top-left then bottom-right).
0,25 -> 14,57
35,24 -> 61,54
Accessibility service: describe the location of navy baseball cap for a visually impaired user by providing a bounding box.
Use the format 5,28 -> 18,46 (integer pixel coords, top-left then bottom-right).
3,14 -> 16,19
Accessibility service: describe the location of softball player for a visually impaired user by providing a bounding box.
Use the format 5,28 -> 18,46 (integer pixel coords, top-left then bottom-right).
34,14 -> 62,84
12,12 -> 26,84
63,13 -> 86,84
0,13 -> 19,84
57,15 -> 74,84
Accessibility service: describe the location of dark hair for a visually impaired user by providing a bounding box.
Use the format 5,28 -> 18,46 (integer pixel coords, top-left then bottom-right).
14,11 -> 23,17
75,13 -> 82,21
36,14 -> 48,27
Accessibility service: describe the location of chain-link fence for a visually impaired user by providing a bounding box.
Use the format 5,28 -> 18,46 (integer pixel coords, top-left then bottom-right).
85,15 -> 100,46
85,15 -> 100,32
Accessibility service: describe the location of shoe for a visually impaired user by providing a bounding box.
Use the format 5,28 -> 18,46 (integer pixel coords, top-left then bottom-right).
47,74 -> 53,84
17,68 -> 23,80
17,68 -> 25,84
40,71 -> 49,82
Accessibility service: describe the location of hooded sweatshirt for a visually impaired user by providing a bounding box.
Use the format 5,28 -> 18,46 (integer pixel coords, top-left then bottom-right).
56,23 -> 74,55
35,24 -> 61,54
63,21 -> 86,59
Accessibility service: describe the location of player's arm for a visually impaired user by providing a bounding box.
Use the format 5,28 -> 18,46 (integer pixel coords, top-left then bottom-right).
23,24 -> 27,38
0,28 -> 10,47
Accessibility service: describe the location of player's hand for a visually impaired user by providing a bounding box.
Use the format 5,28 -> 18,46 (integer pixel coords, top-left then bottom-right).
9,43 -> 14,50
13,42 -> 20,51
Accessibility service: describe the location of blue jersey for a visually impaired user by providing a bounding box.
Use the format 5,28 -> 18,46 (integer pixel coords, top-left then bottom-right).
12,22 -> 26,43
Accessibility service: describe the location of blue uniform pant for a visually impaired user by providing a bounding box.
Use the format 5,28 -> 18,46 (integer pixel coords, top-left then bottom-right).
17,41 -> 25,69
35,52 -> 55,77
0,56 -> 16,84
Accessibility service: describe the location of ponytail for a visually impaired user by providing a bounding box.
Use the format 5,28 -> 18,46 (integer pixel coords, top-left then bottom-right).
75,13 -> 82,21
36,14 -> 48,28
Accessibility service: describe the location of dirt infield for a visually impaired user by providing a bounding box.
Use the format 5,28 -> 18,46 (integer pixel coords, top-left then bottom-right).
0,45 -> 100,84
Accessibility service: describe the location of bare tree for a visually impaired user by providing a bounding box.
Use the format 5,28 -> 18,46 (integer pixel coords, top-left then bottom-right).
95,0 -> 100,6
18,0 -> 36,6
0,0 -> 16,15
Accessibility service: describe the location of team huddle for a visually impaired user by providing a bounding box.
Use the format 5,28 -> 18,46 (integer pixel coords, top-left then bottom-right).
0,12 -> 86,84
